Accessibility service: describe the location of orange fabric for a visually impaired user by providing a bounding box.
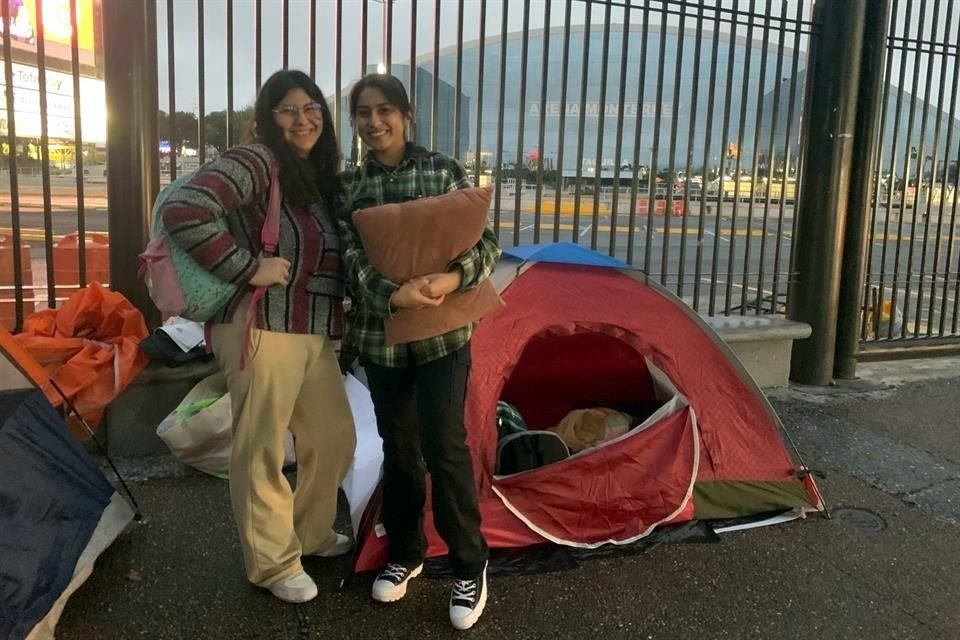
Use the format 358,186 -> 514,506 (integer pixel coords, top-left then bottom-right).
14,282 -> 149,435
0,324 -> 49,388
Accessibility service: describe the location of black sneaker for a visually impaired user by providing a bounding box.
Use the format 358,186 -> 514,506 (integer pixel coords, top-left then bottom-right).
371,562 -> 423,603
449,562 -> 488,630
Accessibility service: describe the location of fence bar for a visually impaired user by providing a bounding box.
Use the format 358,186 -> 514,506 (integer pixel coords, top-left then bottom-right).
644,3 -> 668,274
431,0 -> 441,152
534,0 -> 552,244
513,0 -> 531,247
69,0 -> 87,289
572,1 -> 592,243
360,0 -> 369,78
757,1 -> 788,315
473,0 -> 487,187
335,0 -> 342,146
552,0 -> 573,244
34,0 -> 55,308
103,0 -> 160,324
709,1 -> 740,315
692,3 -> 723,312
724,0 -> 756,314
1,0 -> 23,329
453,0 -> 464,159
493,1 -> 509,236
788,0 -> 866,385
940,52 -> 960,334
609,5 -> 632,258
166,0 -> 177,181
834,0 -> 892,379
384,0 -> 393,73
310,0 -> 317,79
226,0 -> 234,148
662,0 -> 687,287
901,0 -> 941,336
254,0 -> 261,89
198,0 -> 206,163
282,0 -> 289,69
627,0 -> 651,265
408,0 -> 417,142
888,0 -> 926,339
772,0 -> 806,316
590,2 -> 612,251
740,0 -> 771,312
677,0 -> 703,299
914,1 -> 954,337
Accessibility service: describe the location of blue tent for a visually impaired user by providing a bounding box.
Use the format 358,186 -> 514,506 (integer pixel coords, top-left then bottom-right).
0,328 -> 134,640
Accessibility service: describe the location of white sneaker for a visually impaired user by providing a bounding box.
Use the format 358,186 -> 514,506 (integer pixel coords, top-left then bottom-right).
268,571 -> 318,603
449,562 -> 488,630
313,533 -> 353,558
371,562 -> 423,603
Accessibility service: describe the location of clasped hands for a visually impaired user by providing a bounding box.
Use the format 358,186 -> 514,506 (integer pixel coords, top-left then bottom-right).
389,270 -> 463,311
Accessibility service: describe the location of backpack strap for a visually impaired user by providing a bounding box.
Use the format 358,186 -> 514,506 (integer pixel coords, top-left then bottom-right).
239,160 -> 282,370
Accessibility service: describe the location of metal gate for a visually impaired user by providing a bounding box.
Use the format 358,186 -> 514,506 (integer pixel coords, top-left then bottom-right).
152,0 -> 816,317
862,0 -> 960,344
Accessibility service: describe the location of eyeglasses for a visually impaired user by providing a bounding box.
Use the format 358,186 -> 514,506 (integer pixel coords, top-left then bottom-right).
272,102 -> 325,121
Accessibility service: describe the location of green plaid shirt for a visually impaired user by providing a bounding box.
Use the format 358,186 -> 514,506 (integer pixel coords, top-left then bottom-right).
339,144 -> 501,367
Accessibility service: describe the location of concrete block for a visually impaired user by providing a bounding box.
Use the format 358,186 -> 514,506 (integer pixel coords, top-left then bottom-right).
702,315 -> 812,388
104,359 -> 218,457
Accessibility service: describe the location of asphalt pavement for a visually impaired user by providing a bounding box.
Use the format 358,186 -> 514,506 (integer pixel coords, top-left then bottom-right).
52,356 -> 960,640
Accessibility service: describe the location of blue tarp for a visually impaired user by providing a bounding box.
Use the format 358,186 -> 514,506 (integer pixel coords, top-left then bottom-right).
502,242 -> 632,269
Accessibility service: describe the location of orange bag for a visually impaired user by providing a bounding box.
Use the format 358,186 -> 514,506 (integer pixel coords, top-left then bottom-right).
15,281 -> 150,434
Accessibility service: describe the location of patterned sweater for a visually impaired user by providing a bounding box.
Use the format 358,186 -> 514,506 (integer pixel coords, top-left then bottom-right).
160,143 -> 344,337
340,144 -> 501,367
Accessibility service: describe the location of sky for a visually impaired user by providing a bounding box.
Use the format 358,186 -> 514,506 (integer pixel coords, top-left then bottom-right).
154,0 -> 959,125
155,0 -> 820,114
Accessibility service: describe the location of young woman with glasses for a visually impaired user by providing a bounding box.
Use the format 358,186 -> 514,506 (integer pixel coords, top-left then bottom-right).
160,70 -> 355,603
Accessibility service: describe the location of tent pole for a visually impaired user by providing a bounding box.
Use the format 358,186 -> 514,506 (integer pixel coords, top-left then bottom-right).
48,379 -> 144,521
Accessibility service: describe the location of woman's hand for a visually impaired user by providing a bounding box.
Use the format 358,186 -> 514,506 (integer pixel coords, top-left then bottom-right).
249,254 -> 291,287
390,277 -> 445,310
419,269 -> 463,298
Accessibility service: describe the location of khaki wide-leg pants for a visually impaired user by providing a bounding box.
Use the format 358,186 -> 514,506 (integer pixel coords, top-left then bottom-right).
212,310 -> 356,588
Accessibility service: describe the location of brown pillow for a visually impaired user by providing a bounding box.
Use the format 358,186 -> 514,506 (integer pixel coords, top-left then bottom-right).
351,186 -> 504,346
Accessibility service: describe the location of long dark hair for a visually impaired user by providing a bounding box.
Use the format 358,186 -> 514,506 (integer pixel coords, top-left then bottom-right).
348,73 -> 413,121
250,70 -> 340,209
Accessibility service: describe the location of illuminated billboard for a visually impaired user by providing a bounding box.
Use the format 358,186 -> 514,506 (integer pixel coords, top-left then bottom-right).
0,0 -> 98,70
0,60 -> 105,142
0,0 -> 104,143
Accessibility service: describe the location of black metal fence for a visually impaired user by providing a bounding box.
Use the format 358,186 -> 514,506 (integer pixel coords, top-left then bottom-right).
861,0 -> 960,343
6,0 -> 960,352
0,0 -> 106,332
154,0 -> 816,318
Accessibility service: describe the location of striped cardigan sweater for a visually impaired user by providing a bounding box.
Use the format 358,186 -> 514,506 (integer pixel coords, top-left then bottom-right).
160,143 -> 344,338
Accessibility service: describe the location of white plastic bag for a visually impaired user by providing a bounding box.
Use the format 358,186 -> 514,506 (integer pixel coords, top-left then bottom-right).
156,372 -> 295,478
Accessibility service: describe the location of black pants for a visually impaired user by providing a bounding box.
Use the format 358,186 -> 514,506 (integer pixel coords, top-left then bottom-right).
363,344 -> 488,579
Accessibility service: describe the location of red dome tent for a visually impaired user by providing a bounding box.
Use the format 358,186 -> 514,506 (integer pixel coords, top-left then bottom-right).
354,243 -> 822,571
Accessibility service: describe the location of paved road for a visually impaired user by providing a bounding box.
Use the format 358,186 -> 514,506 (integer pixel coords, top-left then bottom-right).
53,357 -> 960,639
2,181 -> 959,335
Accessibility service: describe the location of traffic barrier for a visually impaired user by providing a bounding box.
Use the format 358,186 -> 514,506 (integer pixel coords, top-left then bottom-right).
54,233 -> 110,299
0,234 -> 35,330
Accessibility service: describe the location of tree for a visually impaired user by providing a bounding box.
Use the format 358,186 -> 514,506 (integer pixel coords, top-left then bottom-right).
203,107 -> 254,152
157,110 -> 200,152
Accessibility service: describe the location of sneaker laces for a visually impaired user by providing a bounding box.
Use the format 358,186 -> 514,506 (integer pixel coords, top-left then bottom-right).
380,563 -> 409,582
452,578 -> 477,605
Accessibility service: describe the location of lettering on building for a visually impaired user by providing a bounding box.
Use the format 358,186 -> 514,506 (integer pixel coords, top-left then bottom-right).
527,102 -> 674,118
